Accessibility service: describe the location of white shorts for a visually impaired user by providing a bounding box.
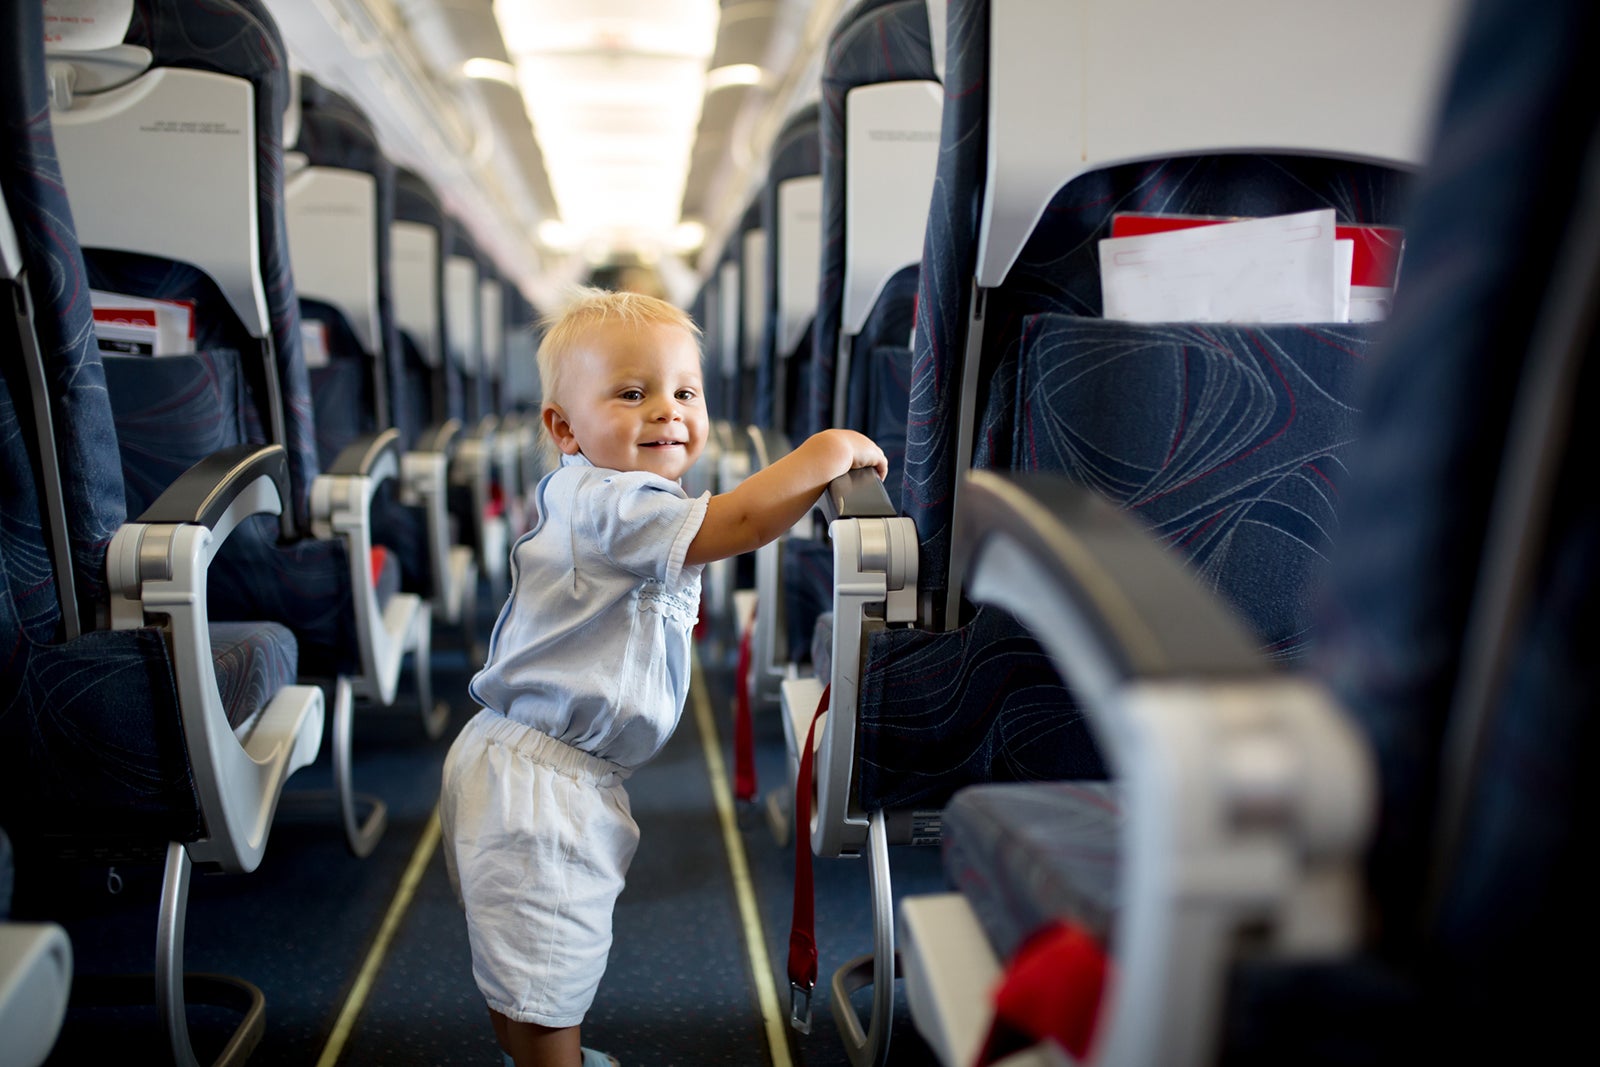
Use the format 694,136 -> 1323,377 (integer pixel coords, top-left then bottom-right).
439,709 -> 639,1028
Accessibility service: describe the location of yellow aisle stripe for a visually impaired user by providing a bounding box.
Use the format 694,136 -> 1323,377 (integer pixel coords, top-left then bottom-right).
316,808 -> 443,1067
692,651 -> 795,1067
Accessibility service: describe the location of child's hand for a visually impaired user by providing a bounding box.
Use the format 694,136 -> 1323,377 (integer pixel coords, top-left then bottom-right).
822,428 -> 889,482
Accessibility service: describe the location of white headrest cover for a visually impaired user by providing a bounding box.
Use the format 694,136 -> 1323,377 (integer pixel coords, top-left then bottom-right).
43,0 -> 134,53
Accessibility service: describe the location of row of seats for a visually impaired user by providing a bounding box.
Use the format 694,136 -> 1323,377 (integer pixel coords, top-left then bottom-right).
0,1 -> 541,1063
686,0 -> 1589,1064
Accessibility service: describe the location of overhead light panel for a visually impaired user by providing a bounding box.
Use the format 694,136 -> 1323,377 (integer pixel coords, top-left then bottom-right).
461,57 -> 518,87
493,0 -> 721,249
704,63 -> 765,92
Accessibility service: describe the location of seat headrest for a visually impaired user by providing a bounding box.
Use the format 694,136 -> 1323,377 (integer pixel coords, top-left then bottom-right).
43,0 -> 134,53
43,0 -> 150,99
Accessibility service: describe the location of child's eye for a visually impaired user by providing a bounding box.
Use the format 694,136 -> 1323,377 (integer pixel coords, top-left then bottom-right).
675,389 -> 698,402
619,389 -> 644,401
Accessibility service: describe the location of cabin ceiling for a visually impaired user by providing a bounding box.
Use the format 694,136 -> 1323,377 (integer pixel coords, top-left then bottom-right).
264,0 -> 842,306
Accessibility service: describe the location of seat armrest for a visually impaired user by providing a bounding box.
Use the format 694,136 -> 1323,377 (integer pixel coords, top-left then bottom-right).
325,428 -> 402,479
107,446 -> 326,874
135,443 -> 289,531
821,467 -> 895,522
951,470 -> 1376,1067
415,418 -> 462,455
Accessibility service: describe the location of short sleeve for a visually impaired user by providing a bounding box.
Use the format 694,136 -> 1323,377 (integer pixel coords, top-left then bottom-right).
581,470 -> 710,586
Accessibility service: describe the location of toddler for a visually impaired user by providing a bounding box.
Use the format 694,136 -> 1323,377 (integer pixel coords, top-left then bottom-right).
439,287 -> 886,1067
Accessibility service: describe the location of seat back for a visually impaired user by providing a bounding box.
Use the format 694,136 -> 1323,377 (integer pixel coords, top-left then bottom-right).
47,0 -> 319,532
854,0 -> 1458,815
738,199 -> 766,430
289,75 -> 403,447
479,266 -> 504,418
1,2 -> 204,846
758,103 -> 821,437
907,0 -> 1461,629
444,220 -> 480,424
392,166 -> 449,433
809,0 -> 940,439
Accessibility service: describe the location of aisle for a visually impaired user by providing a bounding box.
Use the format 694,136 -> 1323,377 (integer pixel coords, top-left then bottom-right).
338,646 -> 773,1067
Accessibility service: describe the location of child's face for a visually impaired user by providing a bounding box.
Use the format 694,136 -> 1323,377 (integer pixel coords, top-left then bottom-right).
543,320 -> 707,482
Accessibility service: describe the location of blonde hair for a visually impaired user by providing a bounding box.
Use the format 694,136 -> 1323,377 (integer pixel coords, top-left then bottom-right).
534,286 -> 702,463
536,286 -> 701,411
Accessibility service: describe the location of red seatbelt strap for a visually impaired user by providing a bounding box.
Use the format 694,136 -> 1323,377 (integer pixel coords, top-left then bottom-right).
975,919 -> 1109,1065
733,612 -> 757,802
786,684 -> 831,1033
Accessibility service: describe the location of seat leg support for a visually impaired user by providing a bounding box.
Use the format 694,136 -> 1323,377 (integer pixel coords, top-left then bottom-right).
330,675 -> 388,858
831,810 -> 900,1067
72,843 -> 265,1066
412,604 -> 450,740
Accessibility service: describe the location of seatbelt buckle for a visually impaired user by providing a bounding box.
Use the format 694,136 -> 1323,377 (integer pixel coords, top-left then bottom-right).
789,981 -> 813,1034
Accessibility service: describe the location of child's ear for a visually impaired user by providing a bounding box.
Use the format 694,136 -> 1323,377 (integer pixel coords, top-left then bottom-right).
542,404 -> 583,456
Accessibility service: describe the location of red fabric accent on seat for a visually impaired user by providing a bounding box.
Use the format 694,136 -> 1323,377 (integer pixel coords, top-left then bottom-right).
975,920 -> 1109,1065
734,613 -> 757,802
369,545 -> 389,587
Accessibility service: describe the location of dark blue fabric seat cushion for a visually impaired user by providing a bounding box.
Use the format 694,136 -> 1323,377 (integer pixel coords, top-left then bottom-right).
941,781 -> 1121,960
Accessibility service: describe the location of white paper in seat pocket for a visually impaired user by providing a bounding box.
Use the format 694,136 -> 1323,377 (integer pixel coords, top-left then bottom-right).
1099,208 -> 1340,323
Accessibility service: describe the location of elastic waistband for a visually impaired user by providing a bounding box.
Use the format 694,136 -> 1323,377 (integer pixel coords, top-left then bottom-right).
470,710 -> 628,784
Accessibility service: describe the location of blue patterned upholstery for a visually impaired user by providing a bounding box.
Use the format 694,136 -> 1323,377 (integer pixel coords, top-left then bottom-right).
1307,0 -> 1600,1020
845,263 -> 917,503
809,0 -> 936,439
1007,317 -> 1384,660
125,0 -> 319,532
2,0 -> 300,853
757,105 -> 820,434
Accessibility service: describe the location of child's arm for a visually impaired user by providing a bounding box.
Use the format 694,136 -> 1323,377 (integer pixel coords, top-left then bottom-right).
683,428 -> 888,566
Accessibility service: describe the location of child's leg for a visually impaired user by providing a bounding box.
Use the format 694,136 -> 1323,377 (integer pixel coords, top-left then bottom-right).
490,1007 -> 582,1067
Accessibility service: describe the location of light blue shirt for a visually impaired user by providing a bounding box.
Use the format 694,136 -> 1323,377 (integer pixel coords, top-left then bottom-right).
468,454 -> 710,769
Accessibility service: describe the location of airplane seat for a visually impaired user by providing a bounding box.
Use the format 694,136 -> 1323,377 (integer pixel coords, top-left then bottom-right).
759,0 -> 940,701
789,0 -> 1462,1061
501,287 -> 544,508
45,0 -> 435,855
443,221 -> 509,607
749,103 -> 821,686
289,74 -> 433,589
392,166 -> 481,652
779,0 -> 941,653
904,1 -> 1597,1061
756,103 -> 820,444
2,5 -> 324,1057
